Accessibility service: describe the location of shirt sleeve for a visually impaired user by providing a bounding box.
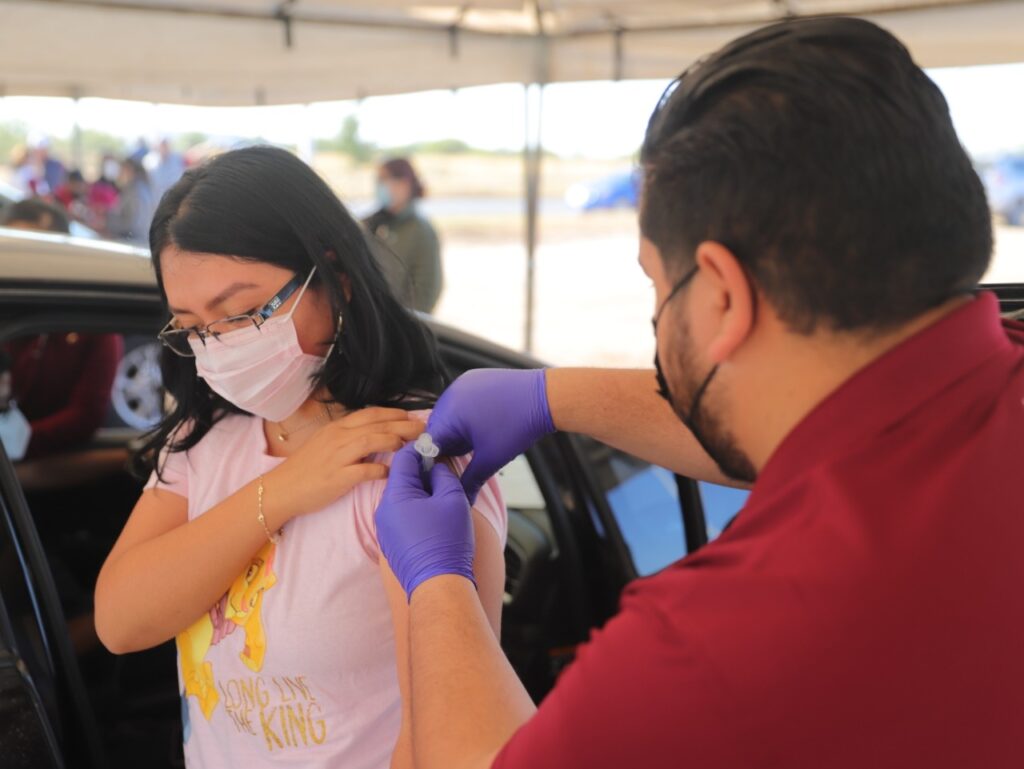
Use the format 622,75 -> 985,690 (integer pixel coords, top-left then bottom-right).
143,438 -> 191,500
449,452 -> 507,548
352,450 -> 508,564
491,584 -> 737,769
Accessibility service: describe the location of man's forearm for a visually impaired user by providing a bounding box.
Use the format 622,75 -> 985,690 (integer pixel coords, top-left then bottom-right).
409,576 -> 536,769
546,368 -> 736,485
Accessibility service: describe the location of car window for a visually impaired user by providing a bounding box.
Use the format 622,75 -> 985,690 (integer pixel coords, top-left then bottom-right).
698,481 -> 750,541
577,437 -> 686,577
497,453 -> 557,551
498,454 -> 548,513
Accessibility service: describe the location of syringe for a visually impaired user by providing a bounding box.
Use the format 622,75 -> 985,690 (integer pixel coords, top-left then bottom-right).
414,432 -> 440,471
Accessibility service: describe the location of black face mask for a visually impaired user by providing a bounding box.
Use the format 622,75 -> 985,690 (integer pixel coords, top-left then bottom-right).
654,350 -> 718,432
652,265 -> 756,484
651,264 -> 710,426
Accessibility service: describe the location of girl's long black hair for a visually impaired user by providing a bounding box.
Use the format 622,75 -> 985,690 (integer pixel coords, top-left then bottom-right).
133,145 -> 449,479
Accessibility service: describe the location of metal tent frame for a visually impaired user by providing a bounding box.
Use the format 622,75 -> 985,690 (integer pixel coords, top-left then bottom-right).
3,0 -> 1023,350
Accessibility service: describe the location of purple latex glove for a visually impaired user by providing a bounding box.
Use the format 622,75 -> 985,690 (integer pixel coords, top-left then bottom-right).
376,443 -> 476,600
427,369 -> 555,504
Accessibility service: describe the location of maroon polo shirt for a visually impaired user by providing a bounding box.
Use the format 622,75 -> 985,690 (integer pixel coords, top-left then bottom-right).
495,292 -> 1024,769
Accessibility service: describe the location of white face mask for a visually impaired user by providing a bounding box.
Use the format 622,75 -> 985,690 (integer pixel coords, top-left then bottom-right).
190,269 -> 338,423
0,403 -> 32,461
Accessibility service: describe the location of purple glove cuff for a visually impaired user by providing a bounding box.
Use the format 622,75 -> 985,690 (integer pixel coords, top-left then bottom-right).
398,540 -> 476,600
406,567 -> 477,601
533,368 -> 557,436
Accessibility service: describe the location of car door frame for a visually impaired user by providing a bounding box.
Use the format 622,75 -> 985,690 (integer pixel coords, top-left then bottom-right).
0,278 -> 167,769
0,438 -> 105,768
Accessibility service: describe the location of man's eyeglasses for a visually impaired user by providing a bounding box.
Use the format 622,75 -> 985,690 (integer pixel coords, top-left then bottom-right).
158,269 -> 312,358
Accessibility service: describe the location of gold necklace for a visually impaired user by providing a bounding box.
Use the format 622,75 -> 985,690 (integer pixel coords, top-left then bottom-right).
274,403 -> 334,442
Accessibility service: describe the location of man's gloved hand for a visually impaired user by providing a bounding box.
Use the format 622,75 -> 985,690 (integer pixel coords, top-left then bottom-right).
376,443 -> 476,600
426,369 -> 555,504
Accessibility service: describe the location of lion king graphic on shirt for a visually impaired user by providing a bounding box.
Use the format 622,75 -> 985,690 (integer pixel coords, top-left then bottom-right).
178,539 -> 278,722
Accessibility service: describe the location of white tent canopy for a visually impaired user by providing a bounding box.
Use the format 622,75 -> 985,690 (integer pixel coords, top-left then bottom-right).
2,0 -> 1024,105
3,0 -> 1022,351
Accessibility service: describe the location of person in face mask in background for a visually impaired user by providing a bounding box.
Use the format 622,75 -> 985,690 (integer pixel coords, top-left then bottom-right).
107,157 -> 156,246
94,147 -> 507,769
0,349 -> 32,462
363,158 -> 443,314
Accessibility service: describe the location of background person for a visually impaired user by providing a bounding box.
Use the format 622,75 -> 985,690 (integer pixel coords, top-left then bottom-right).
55,168 -> 119,233
12,136 -> 68,197
1,199 -> 123,460
374,17 -> 1024,769
364,157 -> 443,314
146,138 -> 187,202
106,157 -> 155,245
0,349 -> 31,461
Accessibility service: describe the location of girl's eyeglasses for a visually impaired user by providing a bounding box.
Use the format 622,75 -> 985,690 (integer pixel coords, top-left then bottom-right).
158,268 -> 314,357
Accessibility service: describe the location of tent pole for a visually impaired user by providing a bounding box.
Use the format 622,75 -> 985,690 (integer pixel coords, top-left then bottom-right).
71,93 -> 84,170
523,82 -> 544,354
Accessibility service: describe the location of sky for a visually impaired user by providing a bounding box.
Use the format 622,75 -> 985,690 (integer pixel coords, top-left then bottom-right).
0,63 -> 1022,160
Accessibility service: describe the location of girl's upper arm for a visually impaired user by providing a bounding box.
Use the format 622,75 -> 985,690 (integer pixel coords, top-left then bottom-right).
470,508 -> 505,637
103,487 -> 189,568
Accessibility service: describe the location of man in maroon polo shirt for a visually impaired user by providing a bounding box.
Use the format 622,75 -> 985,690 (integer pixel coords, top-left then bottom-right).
373,17 -> 1024,769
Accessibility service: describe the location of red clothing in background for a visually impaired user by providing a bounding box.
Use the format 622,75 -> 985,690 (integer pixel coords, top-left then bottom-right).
7,333 -> 123,459
495,292 -> 1024,768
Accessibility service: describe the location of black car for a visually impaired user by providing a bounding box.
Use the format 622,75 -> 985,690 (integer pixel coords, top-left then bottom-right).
2,229 -> 1021,768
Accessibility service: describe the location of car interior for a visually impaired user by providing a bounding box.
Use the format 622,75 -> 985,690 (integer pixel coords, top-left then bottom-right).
1,321 -> 620,768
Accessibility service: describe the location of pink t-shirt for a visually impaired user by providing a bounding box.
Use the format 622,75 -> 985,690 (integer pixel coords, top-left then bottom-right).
146,410 -> 506,769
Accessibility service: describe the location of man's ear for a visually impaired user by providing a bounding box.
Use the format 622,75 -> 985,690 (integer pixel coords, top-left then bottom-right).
694,241 -> 755,363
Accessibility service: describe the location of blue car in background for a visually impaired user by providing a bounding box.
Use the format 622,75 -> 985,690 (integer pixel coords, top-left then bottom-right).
983,155 -> 1024,226
566,169 -> 640,211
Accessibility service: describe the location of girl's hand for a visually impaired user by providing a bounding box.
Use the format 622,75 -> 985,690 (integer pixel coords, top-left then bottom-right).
265,407 -> 425,522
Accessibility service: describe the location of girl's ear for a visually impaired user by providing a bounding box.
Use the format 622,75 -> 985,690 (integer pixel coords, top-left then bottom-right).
324,250 -> 353,302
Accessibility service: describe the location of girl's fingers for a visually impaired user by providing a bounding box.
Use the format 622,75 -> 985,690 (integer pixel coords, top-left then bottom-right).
340,420 -> 425,446
337,433 -> 406,465
342,462 -> 389,484
339,407 -> 413,429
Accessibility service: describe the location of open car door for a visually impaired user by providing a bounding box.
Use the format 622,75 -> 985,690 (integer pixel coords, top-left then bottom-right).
0,438 -> 106,768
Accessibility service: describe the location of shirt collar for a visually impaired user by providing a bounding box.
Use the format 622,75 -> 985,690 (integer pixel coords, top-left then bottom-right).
752,291 -> 1013,500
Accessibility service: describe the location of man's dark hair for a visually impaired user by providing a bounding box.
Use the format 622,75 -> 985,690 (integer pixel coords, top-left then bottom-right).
640,16 -> 992,334
2,198 -> 71,234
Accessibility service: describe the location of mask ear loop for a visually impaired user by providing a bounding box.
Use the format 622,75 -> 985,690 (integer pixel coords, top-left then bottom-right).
280,266 -> 319,323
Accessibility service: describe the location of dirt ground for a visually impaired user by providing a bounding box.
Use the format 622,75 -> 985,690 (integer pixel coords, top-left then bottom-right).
432,219 -> 1024,368
314,151 -> 631,202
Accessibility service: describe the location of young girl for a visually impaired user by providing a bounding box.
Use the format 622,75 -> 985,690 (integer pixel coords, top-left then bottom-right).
95,146 -> 507,769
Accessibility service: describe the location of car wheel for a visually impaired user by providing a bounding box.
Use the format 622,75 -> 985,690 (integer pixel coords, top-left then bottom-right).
111,341 -> 164,430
